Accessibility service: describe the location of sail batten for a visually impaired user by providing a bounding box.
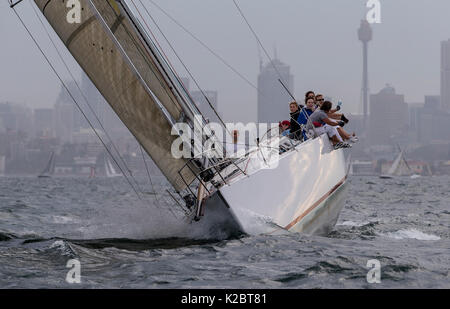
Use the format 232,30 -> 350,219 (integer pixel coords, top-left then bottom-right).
33,0 -> 199,191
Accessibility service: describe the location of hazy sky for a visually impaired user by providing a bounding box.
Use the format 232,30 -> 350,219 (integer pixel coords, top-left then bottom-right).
1,0 -> 450,122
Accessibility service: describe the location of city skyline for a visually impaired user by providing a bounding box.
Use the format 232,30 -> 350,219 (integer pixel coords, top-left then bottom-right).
2,1 -> 450,122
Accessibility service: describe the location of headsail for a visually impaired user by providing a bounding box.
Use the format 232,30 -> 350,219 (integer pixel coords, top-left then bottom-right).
39,151 -> 55,177
33,0 -> 202,191
387,150 -> 403,176
105,155 -> 121,177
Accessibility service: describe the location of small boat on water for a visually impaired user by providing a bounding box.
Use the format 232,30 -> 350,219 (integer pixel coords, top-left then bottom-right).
105,156 -> 122,178
38,152 -> 55,178
16,0 -> 351,237
380,148 -> 411,179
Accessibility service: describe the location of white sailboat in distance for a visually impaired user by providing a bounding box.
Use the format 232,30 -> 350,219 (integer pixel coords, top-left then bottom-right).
380,148 -> 413,179
15,0 -> 351,237
38,151 -> 55,178
105,156 -> 122,178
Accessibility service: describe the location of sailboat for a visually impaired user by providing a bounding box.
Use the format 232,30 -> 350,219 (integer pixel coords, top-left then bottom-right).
105,156 -> 122,178
17,0 -> 350,236
38,151 -> 55,178
380,148 -> 412,179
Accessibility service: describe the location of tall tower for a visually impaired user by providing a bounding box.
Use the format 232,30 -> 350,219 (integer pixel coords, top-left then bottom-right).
441,39 -> 450,111
358,20 -> 373,131
257,58 -> 294,124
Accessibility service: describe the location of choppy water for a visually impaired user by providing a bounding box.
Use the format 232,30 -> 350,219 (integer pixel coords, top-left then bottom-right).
0,175 -> 449,288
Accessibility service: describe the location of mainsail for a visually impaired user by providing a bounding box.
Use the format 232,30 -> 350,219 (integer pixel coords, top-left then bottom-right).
387,150 -> 403,176
33,0 -> 207,191
384,149 -> 413,177
105,156 -> 121,177
39,151 -> 55,177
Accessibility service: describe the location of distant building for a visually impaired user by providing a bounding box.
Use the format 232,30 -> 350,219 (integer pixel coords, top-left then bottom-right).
191,90 -> 219,124
257,58 -> 294,124
350,160 -> 375,176
417,96 -> 450,143
358,20 -> 373,131
80,74 -> 106,130
407,102 -> 424,142
33,108 -> 54,138
346,114 -> 365,135
369,85 -> 408,145
441,39 -> 450,111
0,102 -> 33,135
73,128 -> 105,144
54,100 -> 74,144
425,95 -> 440,110
180,77 -> 221,124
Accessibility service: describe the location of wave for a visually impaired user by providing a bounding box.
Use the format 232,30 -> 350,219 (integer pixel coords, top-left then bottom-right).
68,237 -> 222,251
0,232 -> 15,242
337,220 -> 371,227
379,229 -> 441,241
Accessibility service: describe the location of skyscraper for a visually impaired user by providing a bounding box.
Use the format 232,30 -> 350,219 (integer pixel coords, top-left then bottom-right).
54,101 -> 74,143
369,85 -> 408,145
257,58 -> 294,124
80,73 -> 123,135
440,39 -> 450,111
358,20 -> 373,131
81,73 -> 105,130
53,81 -> 77,143
191,90 -> 219,124
33,108 -> 54,138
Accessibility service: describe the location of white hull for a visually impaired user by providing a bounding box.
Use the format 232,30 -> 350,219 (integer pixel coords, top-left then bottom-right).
202,135 -> 349,236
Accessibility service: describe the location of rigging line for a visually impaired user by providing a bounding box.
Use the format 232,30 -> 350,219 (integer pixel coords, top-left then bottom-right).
102,0 -> 186,117
132,0 -> 211,116
232,0 -> 296,101
131,0 -> 230,164
132,1 -> 221,132
137,144 -> 179,219
116,1 -> 219,160
8,0 -> 24,8
125,0 -> 207,126
147,0 -> 260,94
11,5 -> 144,201
138,143 -> 182,218
139,143 -> 163,211
126,0 -> 198,110
29,1 -> 141,190
132,0 -> 229,134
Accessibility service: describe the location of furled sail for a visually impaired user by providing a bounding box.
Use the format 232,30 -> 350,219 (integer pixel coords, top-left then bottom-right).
33,0 -> 200,191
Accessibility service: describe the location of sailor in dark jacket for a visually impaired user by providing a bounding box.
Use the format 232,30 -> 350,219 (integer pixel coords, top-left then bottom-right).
289,101 -> 303,140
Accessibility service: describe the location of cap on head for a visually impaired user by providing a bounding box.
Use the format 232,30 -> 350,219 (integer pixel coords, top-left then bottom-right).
279,120 -> 291,127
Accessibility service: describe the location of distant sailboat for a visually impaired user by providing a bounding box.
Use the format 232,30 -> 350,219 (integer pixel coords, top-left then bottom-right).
38,152 -> 55,178
380,149 -> 412,179
105,156 -> 122,178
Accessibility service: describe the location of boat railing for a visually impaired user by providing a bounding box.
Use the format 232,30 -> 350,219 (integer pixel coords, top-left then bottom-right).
177,133 -> 306,200
177,151 -> 249,199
